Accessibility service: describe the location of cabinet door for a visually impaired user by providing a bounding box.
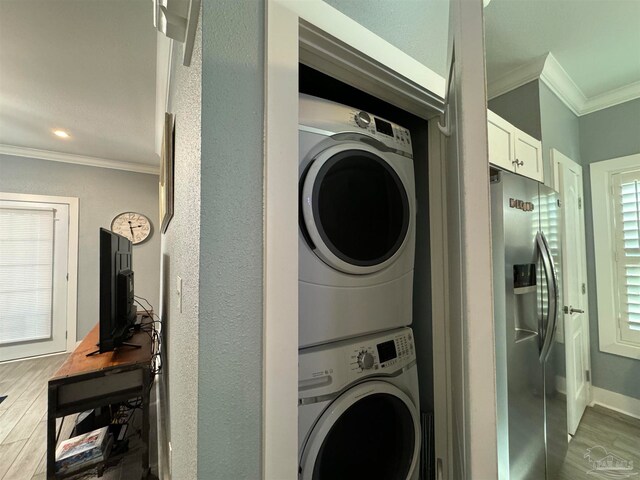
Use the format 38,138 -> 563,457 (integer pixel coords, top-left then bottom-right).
487,110 -> 515,172
514,130 -> 543,182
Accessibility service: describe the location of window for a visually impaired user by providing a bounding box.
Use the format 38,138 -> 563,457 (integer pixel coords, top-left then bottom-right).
0,193 -> 78,361
591,154 -> 640,359
612,171 -> 640,344
0,207 -> 56,344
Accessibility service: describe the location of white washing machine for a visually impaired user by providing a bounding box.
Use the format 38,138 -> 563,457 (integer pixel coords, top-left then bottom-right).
299,94 -> 416,348
298,327 -> 421,480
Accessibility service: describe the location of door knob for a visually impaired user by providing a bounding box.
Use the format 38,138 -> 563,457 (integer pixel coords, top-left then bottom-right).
563,306 -> 584,314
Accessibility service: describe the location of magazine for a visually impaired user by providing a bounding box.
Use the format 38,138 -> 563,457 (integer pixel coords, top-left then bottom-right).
55,426 -> 112,474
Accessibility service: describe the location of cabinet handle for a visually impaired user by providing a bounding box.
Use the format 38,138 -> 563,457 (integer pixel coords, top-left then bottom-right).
512,159 -> 524,167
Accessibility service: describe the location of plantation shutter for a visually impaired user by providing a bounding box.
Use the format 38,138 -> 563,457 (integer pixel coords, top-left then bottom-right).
0,207 -> 55,344
612,169 -> 640,344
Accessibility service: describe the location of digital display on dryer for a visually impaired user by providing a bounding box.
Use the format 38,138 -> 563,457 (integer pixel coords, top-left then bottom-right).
375,118 -> 394,137
377,340 -> 397,363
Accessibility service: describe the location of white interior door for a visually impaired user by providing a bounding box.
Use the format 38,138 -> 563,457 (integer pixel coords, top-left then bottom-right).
552,149 -> 591,436
0,199 -> 69,361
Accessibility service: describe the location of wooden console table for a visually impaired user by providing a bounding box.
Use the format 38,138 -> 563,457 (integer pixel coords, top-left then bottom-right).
47,319 -> 153,479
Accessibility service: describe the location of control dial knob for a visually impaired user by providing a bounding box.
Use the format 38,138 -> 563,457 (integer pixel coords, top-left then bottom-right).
354,111 -> 371,129
357,351 -> 375,370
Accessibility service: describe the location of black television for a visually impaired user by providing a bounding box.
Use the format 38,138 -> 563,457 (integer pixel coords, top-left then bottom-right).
95,227 -> 137,354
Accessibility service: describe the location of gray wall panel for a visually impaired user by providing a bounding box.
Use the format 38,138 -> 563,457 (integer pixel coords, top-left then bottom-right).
0,155 -> 160,340
579,98 -> 640,400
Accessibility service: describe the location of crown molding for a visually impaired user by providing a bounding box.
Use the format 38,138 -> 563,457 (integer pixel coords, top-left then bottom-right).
581,80 -> 640,115
0,144 -> 159,175
538,53 -> 585,116
489,52 -> 640,116
487,55 -> 547,100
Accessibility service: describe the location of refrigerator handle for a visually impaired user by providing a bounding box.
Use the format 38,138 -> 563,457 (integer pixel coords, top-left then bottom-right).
536,232 -> 557,363
541,231 -> 560,358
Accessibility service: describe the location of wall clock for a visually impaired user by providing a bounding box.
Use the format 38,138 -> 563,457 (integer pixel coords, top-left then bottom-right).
111,212 -> 153,245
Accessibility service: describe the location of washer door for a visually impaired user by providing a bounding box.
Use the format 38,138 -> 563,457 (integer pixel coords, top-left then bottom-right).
301,143 -> 411,275
300,381 -> 420,480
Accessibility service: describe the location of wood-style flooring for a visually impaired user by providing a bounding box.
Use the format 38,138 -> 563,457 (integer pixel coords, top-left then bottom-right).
0,354 -> 146,480
557,404 -> 640,479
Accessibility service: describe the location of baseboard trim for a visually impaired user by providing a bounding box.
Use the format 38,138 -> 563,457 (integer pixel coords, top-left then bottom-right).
590,386 -> 640,420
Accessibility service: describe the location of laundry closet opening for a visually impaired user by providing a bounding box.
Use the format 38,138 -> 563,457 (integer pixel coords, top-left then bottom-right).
298,63 -> 435,478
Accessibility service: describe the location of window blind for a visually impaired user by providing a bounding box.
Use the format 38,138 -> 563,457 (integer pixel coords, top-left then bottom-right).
613,170 -> 640,344
0,207 -> 55,345
537,190 -> 562,334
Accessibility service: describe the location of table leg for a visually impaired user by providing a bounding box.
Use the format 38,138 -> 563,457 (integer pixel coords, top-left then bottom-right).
47,384 -> 57,479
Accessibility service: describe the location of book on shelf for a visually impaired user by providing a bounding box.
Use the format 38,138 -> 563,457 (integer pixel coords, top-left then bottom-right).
55,426 -> 113,474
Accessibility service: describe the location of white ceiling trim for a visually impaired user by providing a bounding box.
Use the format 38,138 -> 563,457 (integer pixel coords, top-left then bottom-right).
0,144 -> 159,175
580,80 -> 640,116
539,53 -> 585,116
488,53 -> 640,116
487,54 -> 547,100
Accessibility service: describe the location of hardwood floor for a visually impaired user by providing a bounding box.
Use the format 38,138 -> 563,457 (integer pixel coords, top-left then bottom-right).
0,355 -> 147,480
0,355 -> 67,480
557,405 -> 640,479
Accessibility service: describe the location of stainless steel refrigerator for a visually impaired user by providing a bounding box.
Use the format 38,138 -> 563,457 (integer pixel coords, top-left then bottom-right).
491,170 -> 568,480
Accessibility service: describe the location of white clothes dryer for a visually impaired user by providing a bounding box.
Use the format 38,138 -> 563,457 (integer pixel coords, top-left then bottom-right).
299,94 -> 416,347
298,327 -> 421,480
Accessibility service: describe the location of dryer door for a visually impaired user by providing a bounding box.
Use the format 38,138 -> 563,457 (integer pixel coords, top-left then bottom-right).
301,144 -> 411,275
300,381 -> 420,480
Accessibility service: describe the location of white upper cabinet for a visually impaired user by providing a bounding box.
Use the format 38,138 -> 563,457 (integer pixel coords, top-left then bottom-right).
487,109 -> 543,182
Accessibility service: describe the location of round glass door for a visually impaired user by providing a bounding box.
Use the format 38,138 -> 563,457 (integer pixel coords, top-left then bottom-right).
301,147 -> 410,275
300,381 -> 419,480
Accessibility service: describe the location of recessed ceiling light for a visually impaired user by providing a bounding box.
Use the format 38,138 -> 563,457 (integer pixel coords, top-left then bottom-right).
53,129 -> 70,138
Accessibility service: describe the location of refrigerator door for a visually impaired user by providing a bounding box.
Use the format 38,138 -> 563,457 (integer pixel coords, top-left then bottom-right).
537,185 -> 568,479
491,171 -> 546,480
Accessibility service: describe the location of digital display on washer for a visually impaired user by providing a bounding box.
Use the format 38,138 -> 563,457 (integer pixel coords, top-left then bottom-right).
375,118 -> 394,137
377,340 -> 397,363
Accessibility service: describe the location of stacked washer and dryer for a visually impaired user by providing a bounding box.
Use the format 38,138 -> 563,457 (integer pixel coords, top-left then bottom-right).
298,94 -> 421,480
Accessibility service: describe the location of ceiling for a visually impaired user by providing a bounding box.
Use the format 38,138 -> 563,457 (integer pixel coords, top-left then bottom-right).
0,0 -> 158,168
485,0 -> 640,99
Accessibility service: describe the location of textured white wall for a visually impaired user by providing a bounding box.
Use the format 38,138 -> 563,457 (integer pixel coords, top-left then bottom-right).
0,155 -> 160,339
161,18 -> 202,480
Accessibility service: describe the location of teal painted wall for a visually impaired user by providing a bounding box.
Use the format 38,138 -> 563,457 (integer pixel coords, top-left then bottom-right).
323,0 -> 449,76
580,98 -> 640,400
488,80 -> 541,141
198,1 -> 264,478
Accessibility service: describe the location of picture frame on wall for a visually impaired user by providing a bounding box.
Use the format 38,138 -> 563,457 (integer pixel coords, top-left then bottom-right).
159,112 -> 175,234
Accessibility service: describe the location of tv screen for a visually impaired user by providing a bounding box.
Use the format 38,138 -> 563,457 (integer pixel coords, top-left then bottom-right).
99,228 -> 136,352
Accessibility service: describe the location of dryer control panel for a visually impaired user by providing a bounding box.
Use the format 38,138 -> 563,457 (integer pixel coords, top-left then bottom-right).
298,327 -> 416,400
299,94 -> 413,157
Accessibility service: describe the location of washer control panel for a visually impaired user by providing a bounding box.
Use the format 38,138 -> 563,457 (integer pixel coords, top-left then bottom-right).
348,329 -> 415,373
299,94 -> 413,157
348,109 -> 413,154
298,328 -> 416,400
